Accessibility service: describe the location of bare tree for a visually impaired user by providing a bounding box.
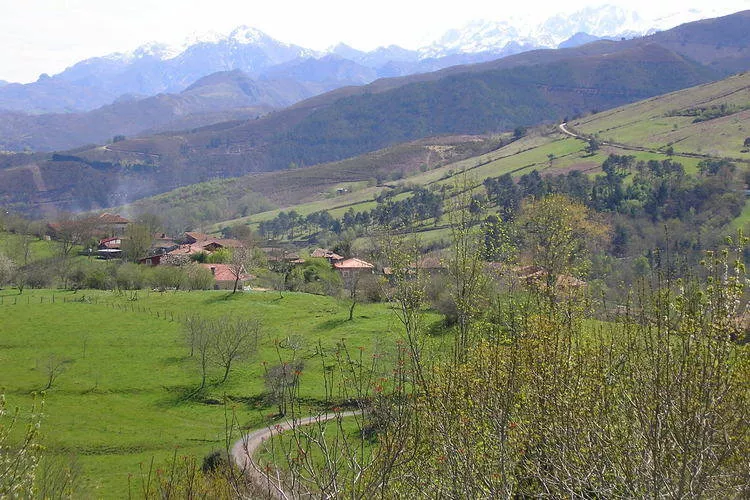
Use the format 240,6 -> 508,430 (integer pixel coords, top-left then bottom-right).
227,246 -> 250,294
184,316 -> 262,388
50,215 -> 97,288
41,354 -> 69,390
226,245 -> 265,294
52,215 -> 96,259
184,319 -> 213,391
342,271 -> 362,321
212,317 -> 262,383
263,360 -> 303,416
0,252 -> 15,288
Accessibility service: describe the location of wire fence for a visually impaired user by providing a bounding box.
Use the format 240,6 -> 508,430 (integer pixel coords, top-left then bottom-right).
0,293 -> 187,323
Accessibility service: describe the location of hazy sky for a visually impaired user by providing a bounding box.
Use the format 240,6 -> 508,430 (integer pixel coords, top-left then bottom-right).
1,0 -> 748,83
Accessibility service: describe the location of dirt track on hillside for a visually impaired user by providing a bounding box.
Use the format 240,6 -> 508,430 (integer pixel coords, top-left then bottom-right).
230,411 -> 360,499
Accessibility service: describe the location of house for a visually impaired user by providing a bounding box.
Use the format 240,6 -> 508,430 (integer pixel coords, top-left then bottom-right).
98,237 -> 122,249
139,254 -> 165,266
151,237 -> 244,263
183,232 -> 211,244
263,248 -> 305,270
47,212 -> 131,241
333,258 -> 374,279
413,255 -> 445,274
96,236 -> 123,259
512,265 -> 587,290
310,248 -> 344,264
95,213 -> 130,236
181,231 -> 243,249
200,263 -> 253,290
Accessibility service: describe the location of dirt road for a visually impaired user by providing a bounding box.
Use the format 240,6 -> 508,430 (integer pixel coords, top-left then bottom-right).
230,411 -> 360,499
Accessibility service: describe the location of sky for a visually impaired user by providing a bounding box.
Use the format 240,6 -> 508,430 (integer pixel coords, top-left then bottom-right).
1,0 -> 748,83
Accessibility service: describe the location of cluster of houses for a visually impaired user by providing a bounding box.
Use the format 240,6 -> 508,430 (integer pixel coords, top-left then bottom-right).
47,213 -> 587,292
48,213 -> 380,290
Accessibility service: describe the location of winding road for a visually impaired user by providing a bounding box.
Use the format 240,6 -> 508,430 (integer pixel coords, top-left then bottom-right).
230,411 -> 360,499
559,121 -> 750,164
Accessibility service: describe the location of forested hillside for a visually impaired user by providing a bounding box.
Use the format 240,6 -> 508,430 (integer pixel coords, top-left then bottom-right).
1,11 -> 749,215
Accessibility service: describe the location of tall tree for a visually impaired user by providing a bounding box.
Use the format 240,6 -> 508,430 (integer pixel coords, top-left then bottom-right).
447,174 -> 490,361
121,223 -> 152,262
517,194 -> 610,294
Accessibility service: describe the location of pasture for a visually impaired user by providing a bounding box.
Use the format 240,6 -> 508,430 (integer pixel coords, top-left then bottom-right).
0,288 -> 433,496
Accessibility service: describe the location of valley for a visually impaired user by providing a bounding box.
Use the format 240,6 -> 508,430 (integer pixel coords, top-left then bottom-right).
1,7 -> 749,499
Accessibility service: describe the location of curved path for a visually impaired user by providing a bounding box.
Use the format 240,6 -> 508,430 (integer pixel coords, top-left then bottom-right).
559,121 -> 581,140
231,410 -> 360,499
560,122 -> 750,164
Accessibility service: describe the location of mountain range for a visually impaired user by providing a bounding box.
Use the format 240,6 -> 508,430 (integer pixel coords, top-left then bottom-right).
0,5 -> 737,116
0,9 -> 749,216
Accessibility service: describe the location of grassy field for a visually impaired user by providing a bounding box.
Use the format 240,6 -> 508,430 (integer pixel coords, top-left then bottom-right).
571,72 -> 750,159
0,232 -> 58,261
0,288 -> 439,496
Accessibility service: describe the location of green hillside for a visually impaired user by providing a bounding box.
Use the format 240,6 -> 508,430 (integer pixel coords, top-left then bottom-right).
120,70 -> 750,236
570,72 -> 750,158
0,289 -> 435,496
196,71 -> 749,236
3,11 -> 749,216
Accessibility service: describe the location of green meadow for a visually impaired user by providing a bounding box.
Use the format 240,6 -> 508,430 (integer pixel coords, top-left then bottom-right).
0,288 -> 436,496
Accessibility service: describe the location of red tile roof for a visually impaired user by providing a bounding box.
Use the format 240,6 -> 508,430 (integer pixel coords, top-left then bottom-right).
200,264 -> 251,282
97,213 -> 130,224
334,258 -> 374,269
184,231 -> 210,241
311,248 -> 344,260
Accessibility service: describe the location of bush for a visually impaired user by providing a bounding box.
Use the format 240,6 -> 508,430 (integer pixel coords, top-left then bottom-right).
150,265 -> 187,291
425,274 -> 457,325
286,258 -> 342,295
201,450 -> 229,474
116,263 -> 147,290
207,249 -> 230,264
185,263 -> 214,290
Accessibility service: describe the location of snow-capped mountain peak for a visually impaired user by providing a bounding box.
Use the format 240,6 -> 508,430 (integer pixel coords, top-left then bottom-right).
131,41 -> 183,60
419,4 -> 739,59
228,25 -> 267,45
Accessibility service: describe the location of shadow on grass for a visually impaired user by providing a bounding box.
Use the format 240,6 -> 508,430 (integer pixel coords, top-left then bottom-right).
225,393 -> 266,411
161,355 -> 191,365
158,384 -> 210,407
202,292 -> 242,304
314,317 -> 348,331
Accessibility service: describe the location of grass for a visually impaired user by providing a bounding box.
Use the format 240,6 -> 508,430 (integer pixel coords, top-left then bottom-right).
572,72 -> 750,159
0,288 -> 437,496
0,232 -> 58,261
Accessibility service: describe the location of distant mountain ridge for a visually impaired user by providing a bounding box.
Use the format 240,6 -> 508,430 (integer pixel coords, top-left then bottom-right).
0,5 -> 740,116
0,70 -> 296,152
2,10 -> 748,216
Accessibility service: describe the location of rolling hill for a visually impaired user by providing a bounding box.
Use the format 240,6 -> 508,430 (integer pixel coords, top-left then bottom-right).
109,70 -> 750,236
1,11 -> 749,216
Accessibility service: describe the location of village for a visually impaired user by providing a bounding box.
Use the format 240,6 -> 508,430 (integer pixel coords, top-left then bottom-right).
45,212 -> 385,292
42,211 -> 587,297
